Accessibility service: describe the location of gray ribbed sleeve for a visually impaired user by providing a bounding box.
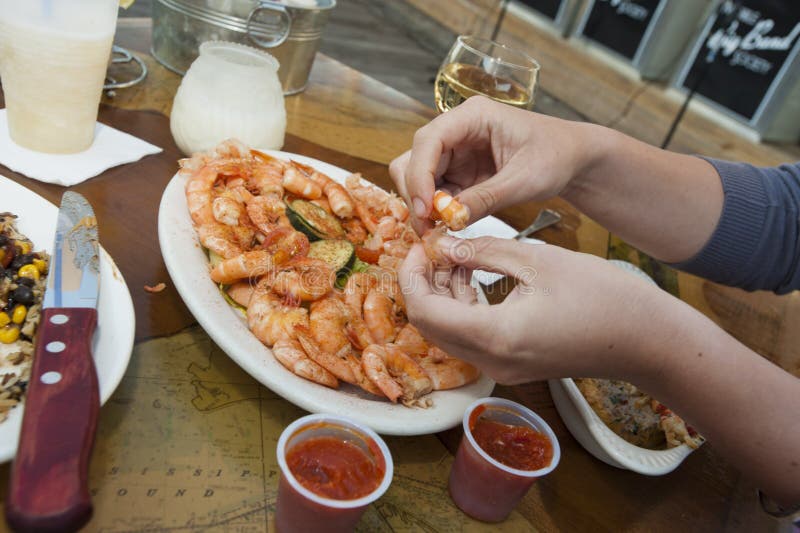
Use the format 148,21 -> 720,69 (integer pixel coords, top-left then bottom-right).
670,158 -> 800,294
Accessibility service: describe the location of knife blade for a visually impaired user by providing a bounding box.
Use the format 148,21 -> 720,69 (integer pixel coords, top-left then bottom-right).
6,192 -> 100,533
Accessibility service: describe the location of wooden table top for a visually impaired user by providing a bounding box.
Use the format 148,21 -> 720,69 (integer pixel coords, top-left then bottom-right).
0,18 -> 793,532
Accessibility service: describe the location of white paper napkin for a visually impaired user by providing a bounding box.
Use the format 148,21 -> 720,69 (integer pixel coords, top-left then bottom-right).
0,109 -> 163,186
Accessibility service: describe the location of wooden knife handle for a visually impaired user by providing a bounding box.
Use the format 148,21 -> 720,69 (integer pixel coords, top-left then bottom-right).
6,307 -> 99,533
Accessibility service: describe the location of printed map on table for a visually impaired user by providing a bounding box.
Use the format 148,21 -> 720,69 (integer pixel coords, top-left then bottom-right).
79,327 -> 534,532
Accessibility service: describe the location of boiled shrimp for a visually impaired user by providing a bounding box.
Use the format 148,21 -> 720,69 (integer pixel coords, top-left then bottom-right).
212,195 -> 246,227
432,190 -> 469,231
362,344 -> 432,406
283,162 -> 322,199
421,224 -> 452,266
260,227 -> 310,260
394,323 -> 428,356
343,271 -> 378,314
414,353 -> 480,390
210,249 -> 286,284
342,218 -> 368,245
309,297 -> 374,354
295,327 -> 357,384
246,194 -> 290,235
363,288 -> 400,344
196,223 -> 245,259
271,256 -> 335,302
272,337 -> 338,389
247,286 -> 309,346
184,165 -> 221,227
225,281 -> 255,308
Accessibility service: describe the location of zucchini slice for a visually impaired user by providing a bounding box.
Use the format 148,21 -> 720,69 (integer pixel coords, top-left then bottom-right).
308,239 -> 355,275
286,199 -> 345,241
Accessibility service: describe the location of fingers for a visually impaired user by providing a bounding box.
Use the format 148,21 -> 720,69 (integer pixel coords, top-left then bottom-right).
389,150 -> 441,236
398,245 -> 494,358
432,235 -> 540,285
404,101 -> 490,221
451,266 -> 478,304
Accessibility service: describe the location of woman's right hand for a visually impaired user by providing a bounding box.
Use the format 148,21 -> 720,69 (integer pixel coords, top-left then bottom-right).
389,96 -> 602,234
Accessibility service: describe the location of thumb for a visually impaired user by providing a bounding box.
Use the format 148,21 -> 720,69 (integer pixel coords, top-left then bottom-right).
455,166 -> 519,223
434,235 -> 540,285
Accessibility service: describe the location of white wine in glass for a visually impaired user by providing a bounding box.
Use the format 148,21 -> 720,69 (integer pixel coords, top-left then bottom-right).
435,36 -> 539,113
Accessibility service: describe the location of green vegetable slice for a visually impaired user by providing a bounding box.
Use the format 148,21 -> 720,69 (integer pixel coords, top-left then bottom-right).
286,199 -> 345,241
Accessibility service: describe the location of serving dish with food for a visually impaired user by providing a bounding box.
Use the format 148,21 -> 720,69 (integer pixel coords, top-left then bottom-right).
0,213 -> 49,424
0,176 -> 136,462
549,260 -> 703,475
159,140 -> 501,435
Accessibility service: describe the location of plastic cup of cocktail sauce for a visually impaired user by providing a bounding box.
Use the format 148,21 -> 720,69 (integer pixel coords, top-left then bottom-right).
275,413 -> 393,533
449,397 -> 561,522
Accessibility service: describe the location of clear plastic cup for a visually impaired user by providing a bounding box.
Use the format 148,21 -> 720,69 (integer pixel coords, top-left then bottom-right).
0,0 -> 118,153
275,413 -> 393,533
449,397 -> 561,522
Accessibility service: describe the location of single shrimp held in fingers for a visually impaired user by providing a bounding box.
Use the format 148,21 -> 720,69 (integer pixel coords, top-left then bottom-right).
432,190 -> 470,231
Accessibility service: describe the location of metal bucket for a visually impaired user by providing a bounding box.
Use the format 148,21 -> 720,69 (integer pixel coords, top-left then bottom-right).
152,0 -> 336,94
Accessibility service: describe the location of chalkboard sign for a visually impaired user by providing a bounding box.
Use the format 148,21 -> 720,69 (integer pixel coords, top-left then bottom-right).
578,0 -> 665,60
517,0 -> 565,20
677,1 -> 800,121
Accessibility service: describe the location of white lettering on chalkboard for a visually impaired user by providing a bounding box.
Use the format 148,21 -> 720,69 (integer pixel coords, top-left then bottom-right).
705,14 -> 800,75
596,0 -> 649,22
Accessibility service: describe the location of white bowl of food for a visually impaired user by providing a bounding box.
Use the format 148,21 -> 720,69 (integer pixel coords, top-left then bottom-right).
548,377 -> 702,475
548,261 -> 703,475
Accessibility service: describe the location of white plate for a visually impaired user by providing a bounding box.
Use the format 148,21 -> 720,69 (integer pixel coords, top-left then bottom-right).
0,175 -> 136,462
158,150 -> 511,436
548,260 -> 698,475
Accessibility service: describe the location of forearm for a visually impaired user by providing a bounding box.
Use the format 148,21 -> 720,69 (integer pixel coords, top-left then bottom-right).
632,295 -> 800,505
563,125 -> 723,263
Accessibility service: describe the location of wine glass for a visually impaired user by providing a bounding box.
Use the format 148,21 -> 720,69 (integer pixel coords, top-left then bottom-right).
434,35 -> 540,113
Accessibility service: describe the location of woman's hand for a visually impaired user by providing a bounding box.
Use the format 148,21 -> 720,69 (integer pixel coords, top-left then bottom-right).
389,96 -> 602,234
398,235 -> 670,384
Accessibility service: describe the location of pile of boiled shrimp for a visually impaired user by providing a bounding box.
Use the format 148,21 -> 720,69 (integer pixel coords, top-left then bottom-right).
181,139 -> 478,407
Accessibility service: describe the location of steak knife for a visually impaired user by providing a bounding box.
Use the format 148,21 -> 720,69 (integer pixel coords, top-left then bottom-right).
6,192 -> 100,532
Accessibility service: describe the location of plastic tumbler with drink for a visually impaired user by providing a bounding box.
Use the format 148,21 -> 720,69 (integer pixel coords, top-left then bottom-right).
449,397 -> 561,522
0,0 -> 118,153
275,413 -> 393,533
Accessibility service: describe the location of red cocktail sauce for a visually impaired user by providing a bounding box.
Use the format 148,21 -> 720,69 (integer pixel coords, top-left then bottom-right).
469,407 -> 553,471
285,436 -> 384,500
448,405 -> 555,522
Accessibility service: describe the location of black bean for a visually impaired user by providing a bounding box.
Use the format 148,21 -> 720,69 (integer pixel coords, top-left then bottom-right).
0,235 -> 7,246
12,285 -> 34,306
10,253 -> 33,270
16,277 -> 35,288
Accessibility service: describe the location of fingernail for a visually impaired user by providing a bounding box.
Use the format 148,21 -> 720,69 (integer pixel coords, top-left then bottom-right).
412,197 -> 426,219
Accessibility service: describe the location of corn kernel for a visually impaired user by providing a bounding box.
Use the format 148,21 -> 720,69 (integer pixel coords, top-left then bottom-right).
16,241 -> 31,255
33,258 -> 47,274
0,249 -> 4,263
11,306 -> 26,325
0,313 -> 9,328
17,264 -> 39,281
0,326 -> 19,344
